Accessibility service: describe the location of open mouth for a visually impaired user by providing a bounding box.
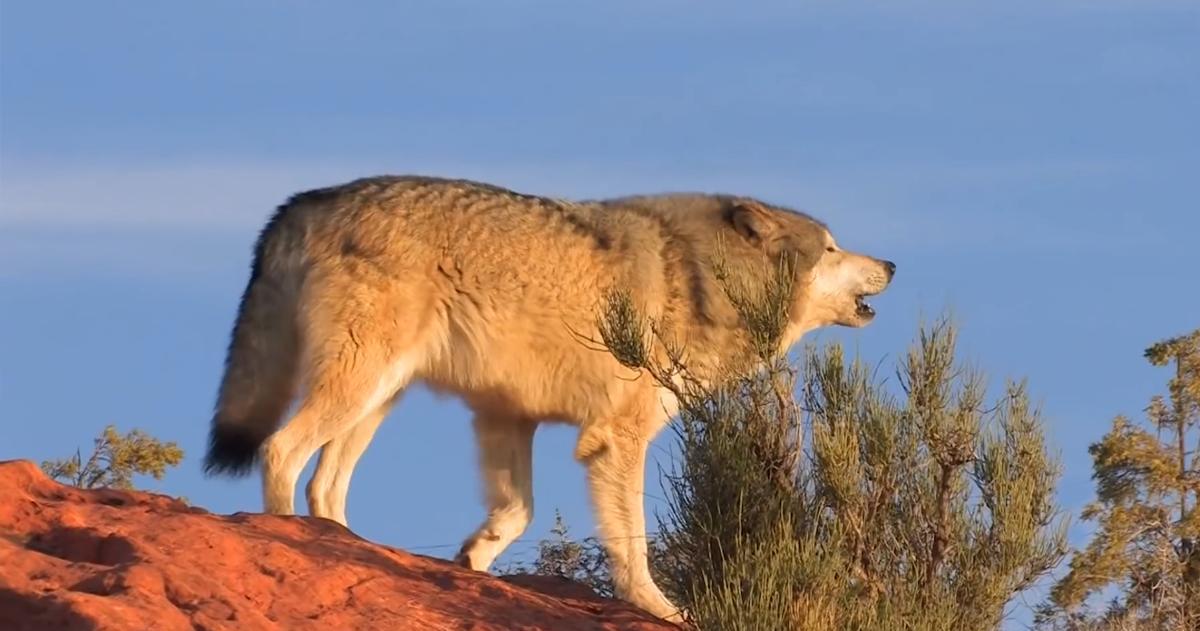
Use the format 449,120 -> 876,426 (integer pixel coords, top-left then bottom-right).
855,294 -> 876,318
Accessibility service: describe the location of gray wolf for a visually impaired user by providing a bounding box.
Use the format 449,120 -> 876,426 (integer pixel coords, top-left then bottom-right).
203,175 -> 894,621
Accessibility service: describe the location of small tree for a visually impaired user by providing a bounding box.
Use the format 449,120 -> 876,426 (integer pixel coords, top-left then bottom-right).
1037,328 -> 1200,631
500,510 -> 682,600
499,510 -> 616,597
41,424 -> 184,490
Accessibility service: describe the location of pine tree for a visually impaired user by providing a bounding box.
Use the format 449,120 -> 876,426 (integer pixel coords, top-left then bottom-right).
1039,329 -> 1200,631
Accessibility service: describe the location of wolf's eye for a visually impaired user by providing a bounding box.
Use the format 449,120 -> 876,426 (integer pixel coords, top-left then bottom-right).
825,246 -> 836,253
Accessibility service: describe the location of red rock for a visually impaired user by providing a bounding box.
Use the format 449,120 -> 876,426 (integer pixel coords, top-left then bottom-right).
0,460 -> 680,631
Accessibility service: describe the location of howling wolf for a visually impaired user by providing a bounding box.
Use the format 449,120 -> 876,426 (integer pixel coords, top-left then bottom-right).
204,176 -> 895,621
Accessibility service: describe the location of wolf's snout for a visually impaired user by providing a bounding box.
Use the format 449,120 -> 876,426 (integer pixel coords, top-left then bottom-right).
882,260 -> 896,281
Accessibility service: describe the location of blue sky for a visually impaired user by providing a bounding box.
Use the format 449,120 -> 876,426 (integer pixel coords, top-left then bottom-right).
1,0 -> 1197,625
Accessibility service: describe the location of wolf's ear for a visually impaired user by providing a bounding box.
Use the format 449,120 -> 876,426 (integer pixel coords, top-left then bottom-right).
728,200 -> 779,246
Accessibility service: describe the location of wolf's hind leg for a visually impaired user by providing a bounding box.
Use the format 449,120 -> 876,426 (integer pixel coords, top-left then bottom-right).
261,353 -> 413,516
306,394 -> 397,526
455,413 -> 536,571
261,275 -> 422,516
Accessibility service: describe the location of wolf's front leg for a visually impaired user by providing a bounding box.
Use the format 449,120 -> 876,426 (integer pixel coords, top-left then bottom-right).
582,424 -> 685,622
455,413 -> 537,571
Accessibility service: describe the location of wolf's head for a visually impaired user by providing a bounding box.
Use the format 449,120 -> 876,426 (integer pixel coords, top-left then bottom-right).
723,198 -> 895,343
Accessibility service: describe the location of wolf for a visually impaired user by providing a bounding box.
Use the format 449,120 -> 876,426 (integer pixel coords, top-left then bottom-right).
202,175 -> 894,621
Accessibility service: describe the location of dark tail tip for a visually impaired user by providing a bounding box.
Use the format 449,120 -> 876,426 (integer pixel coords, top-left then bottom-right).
203,422 -> 268,477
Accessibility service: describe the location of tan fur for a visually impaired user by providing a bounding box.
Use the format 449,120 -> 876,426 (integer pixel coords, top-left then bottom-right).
204,176 -> 894,621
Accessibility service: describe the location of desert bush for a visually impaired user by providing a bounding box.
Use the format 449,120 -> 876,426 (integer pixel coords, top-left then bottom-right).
647,321 -> 1068,631
41,424 -> 184,490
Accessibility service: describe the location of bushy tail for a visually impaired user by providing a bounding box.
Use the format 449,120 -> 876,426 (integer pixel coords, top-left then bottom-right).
204,242 -> 301,477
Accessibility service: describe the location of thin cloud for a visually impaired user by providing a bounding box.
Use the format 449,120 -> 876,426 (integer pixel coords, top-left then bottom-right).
0,156 -> 1157,278
0,156 -> 1134,228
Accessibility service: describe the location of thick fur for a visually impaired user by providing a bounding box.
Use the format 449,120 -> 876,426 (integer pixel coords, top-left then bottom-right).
203,176 -> 894,621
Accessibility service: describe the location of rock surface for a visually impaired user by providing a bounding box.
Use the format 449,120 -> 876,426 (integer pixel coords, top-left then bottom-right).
0,460 -> 678,630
